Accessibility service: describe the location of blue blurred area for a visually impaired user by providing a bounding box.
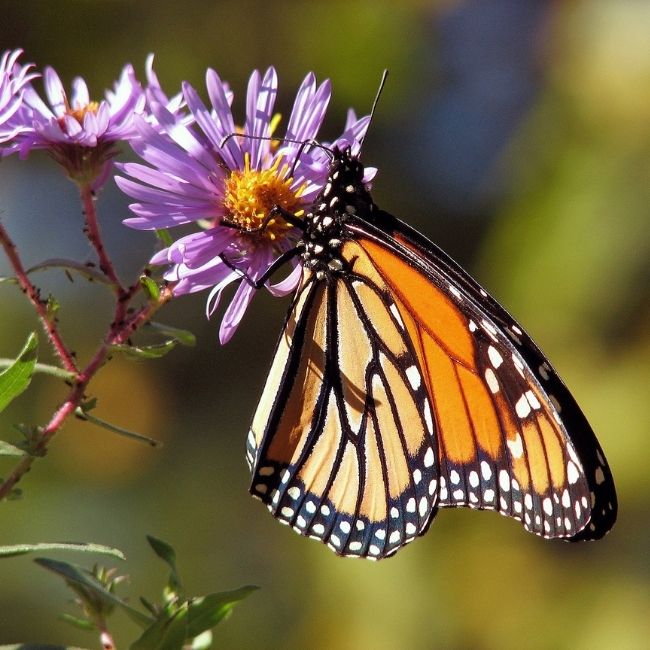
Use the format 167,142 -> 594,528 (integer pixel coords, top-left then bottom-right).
417,0 -> 548,212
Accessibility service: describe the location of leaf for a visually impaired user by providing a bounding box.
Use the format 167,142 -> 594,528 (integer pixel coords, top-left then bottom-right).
147,536 -> 182,596
60,612 -> 96,630
74,408 -> 162,447
147,322 -> 196,347
0,275 -> 18,284
0,333 -> 38,413
0,643 -> 92,650
34,558 -> 152,627
26,258 -> 112,285
184,586 -> 259,636
141,275 -> 161,301
189,630 -> 213,650
0,360 -> 75,381
130,607 -> 188,650
0,542 -> 125,560
0,440 -> 25,457
147,536 -> 179,581
110,340 -> 177,359
155,229 -> 174,248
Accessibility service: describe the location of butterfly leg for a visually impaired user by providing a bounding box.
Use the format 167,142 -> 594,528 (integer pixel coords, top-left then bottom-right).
219,245 -> 301,290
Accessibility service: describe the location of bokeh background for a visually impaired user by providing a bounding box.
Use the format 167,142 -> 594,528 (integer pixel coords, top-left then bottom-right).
1,1 -> 648,648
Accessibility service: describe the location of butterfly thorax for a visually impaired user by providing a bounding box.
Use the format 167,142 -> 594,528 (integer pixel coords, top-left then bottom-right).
300,147 -> 376,279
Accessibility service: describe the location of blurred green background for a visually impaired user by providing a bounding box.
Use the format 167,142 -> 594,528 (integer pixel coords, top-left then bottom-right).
0,1 -> 648,648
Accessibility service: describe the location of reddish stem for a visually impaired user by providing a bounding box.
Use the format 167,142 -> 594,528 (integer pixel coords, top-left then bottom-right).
0,286 -> 172,501
80,184 -> 124,292
0,220 -> 78,374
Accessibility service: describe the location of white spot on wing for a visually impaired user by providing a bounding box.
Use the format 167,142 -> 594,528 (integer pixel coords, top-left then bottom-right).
488,345 -> 503,368
525,390 -> 541,410
390,303 -> 405,329
567,461 -> 580,485
507,432 -> 524,459
406,365 -> 421,390
515,394 -> 532,418
485,368 -> 499,394
423,399 -> 434,434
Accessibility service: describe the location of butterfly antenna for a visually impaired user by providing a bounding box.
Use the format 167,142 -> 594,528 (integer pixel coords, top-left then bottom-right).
358,69 -> 388,149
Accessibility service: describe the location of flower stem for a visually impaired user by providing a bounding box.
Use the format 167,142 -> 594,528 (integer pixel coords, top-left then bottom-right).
0,285 -> 172,501
0,220 -> 78,374
80,184 -> 124,292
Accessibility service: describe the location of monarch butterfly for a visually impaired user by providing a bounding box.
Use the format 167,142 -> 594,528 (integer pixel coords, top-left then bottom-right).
243,145 -> 617,560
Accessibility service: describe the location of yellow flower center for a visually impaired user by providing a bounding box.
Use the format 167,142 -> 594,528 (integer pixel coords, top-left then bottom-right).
68,101 -> 100,124
57,99 -> 100,132
222,154 -> 305,241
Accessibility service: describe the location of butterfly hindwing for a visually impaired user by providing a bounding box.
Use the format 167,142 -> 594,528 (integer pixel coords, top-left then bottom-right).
249,261 -> 439,559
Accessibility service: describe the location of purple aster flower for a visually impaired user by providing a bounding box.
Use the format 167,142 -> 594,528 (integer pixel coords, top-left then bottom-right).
2,61 -> 145,186
116,67 -> 372,344
0,49 -> 38,142
143,54 -> 199,131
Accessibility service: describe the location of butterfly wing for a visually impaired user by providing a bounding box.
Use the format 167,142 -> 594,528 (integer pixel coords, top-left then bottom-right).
349,208 -> 617,541
248,263 -> 440,559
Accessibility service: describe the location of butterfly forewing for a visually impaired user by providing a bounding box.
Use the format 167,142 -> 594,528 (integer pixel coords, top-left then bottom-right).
351,214 -> 615,540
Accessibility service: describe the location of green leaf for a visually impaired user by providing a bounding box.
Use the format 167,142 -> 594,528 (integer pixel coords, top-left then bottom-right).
147,536 -> 182,597
147,322 -> 196,347
140,275 -> 161,301
0,360 -> 75,381
147,536 -> 179,579
0,440 -> 25,457
110,340 -> 177,359
189,630 -> 213,650
74,407 -> 162,447
34,558 -> 152,627
26,258 -> 113,285
0,643 -> 92,650
185,586 -> 258,636
155,229 -> 174,248
0,542 -> 126,560
60,612 -> 96,630
45,295 -> 60,320
0,333 -> 38,413
0,275 -> 18,284
130,607 -> 188,650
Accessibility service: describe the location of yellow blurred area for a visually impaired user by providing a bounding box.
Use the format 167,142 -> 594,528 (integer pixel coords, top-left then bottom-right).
552,2 -> 650,130
48,359 -> 169,484
0,1 -> 648,648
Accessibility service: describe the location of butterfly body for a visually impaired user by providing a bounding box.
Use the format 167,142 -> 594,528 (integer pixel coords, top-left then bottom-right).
246,147 -> 616,559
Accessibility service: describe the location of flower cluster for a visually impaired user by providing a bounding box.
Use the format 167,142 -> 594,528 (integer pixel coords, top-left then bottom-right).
0,49 -> 373,342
